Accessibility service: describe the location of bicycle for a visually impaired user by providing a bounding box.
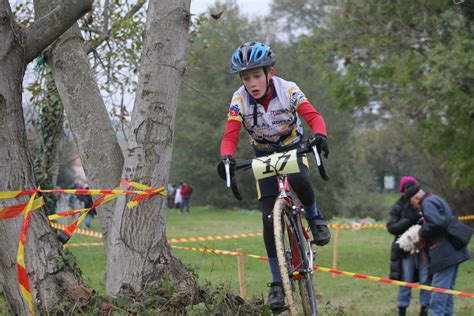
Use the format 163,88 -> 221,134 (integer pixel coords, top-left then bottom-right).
218,140 -> 329,316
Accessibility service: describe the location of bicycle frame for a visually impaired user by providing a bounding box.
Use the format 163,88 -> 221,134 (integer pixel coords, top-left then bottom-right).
219,141 -> 326,315
276,174 -> 315,277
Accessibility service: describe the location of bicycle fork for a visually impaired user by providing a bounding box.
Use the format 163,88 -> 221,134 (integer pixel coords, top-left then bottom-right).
290,205 -> 317,277
277,175 -> 316,275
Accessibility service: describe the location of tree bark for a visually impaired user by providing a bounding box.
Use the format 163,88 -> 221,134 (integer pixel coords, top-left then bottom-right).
34,0 -> 124,247
0,0 -> 91,314
105,0 -> 198,297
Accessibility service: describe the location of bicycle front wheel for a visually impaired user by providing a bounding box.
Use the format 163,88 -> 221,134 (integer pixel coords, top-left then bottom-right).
273,198 -> 317,316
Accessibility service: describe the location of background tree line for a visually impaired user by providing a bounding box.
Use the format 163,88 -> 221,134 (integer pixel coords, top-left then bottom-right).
171,0 -> 473,219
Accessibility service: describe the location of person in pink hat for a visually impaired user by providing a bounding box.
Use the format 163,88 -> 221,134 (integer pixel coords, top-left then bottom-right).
387,176 -> 430,316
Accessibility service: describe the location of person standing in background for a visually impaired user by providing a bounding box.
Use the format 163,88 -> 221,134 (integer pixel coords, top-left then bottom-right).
174,182 -> 183,210
180,182 -> 193,213
76,182 -> 96,228
167,183 -> 176,208
387,176 -> 430,316
406,186 -> 470,316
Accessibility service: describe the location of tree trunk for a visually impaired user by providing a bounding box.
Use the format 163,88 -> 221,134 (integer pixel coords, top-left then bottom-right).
105,0 -> 198,297
34,0 -> 124,247
0,1 -> 92,314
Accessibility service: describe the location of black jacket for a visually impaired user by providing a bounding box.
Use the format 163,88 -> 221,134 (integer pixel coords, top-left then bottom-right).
386,196 -> 421,280
77,188 -> 96,216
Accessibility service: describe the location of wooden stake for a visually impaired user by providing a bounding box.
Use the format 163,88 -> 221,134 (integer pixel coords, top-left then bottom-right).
236,248 -> 247,298
332,227 -> 340,278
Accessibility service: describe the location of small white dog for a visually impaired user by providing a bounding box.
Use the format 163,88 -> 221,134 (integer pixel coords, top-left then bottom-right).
396,224 -> 421,254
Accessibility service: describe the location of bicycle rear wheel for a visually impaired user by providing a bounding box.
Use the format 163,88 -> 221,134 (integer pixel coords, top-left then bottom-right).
273,198 -> 317,316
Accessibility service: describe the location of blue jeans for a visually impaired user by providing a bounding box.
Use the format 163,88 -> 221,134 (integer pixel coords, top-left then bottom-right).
398,252 -> 430,308
429,265 -> 458,316
83,213 -> 93,228
180,198 -> 190,213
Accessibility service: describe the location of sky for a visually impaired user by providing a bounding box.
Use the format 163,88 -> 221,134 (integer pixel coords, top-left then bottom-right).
190,0 -> 271,17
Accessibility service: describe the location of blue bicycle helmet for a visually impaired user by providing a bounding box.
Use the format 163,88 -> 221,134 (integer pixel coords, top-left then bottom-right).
230,42 -> 276,74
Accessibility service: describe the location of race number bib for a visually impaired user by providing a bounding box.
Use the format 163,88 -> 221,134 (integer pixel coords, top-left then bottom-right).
252,150 -> 300,180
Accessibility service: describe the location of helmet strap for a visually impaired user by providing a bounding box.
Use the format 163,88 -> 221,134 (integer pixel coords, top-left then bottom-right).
252,67 -> 271,126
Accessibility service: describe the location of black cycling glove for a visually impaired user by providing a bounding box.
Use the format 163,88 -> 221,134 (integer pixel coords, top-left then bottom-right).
309,133 -> 329,158
217,156 -> 236,181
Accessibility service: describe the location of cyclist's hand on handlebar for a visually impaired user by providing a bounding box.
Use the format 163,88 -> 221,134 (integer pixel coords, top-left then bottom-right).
308,134 -> 329,158
217,156 -> 243,200
217,156 -> 236,181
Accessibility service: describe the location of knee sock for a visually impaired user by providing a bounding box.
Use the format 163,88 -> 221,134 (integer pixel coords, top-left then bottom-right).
268,257 -> 281,283
303,202 -> 320,220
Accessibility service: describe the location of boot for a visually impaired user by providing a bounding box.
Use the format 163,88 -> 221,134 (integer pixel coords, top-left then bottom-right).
308,216 -> 331,246
420,305 -> 428,316
267,282 -> 285,311
398,306 -> 407,316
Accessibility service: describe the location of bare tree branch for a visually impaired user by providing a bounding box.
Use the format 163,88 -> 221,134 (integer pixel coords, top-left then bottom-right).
182,79 -> 229,105
24,0 -> 92,62
85,0 -> 146,54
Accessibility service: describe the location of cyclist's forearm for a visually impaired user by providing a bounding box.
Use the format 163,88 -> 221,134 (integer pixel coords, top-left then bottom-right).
297,102 -> 327,136
220,119 -> 241,157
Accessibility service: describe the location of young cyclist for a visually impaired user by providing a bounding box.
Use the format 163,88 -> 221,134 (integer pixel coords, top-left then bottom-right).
219,41 -> 331,311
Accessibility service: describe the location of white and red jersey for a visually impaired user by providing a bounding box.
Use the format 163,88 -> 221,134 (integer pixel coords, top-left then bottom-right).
221,76 -> 326,156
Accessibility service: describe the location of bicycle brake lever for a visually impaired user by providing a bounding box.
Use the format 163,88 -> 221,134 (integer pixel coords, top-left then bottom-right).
311,145 -> 321,167
224,158 -> 231,188
312,145 -> 329,181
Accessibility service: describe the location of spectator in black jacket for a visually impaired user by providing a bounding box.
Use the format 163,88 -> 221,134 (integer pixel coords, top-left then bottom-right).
387,176 -> 430,316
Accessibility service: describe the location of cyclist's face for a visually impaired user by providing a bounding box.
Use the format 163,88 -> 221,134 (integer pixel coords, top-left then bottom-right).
240,67 -> 274,99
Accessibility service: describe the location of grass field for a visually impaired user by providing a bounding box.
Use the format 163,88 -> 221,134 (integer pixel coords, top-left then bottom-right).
2,206 -> 474,315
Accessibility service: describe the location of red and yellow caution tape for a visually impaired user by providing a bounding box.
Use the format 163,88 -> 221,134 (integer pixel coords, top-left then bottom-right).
0,190 -> 37,199
171,245 -> 474,298
17,191 -> 38,315
0,179 -> 166,314
54,216 -> 474,244
64,242 -> 104,247
0,197 -> 44,220
54,228 -> 262,244
458,215 -> 474,221
50,222 -> 103,238
168,232 -> 263,243
120,179 -> 166,208
55,236 -> 474,299
48,209 -> 89,220
329,223 -> 385,229
54,193 -> 117,244
48,225 -> 262,242
313,266 -> 474,298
